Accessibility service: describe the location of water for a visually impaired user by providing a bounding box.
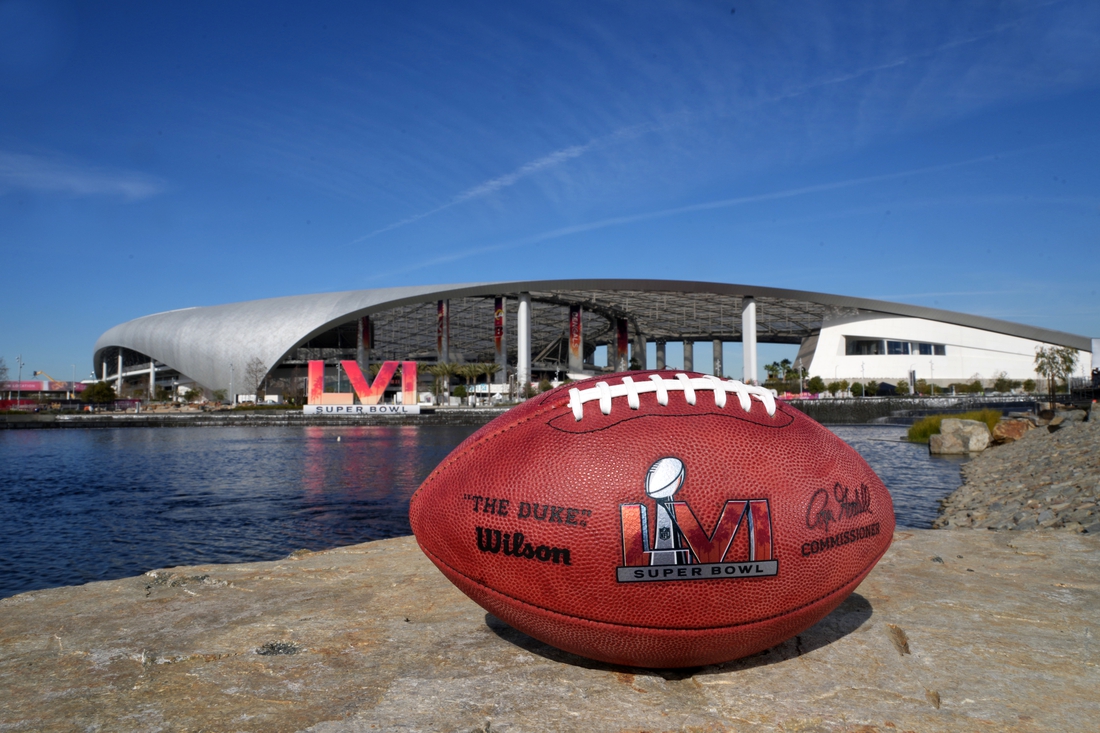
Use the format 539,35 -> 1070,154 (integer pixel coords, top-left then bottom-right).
0,423 -> 963,599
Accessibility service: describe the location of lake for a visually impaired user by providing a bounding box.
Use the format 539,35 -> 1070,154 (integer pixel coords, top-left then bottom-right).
0,424 -> 964,599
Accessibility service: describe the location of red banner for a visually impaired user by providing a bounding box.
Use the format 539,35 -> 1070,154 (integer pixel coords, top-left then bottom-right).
569,305 -> 582,364
494,297 -> 504,358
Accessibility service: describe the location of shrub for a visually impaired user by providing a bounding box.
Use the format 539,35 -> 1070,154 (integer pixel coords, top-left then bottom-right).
1023,379 -> 1037,393
826,381 -> 841,396
806,376 -> 825,394
906,409 -> 1002,443
453,384 -> 468,398
851,382 -> 864,397
895,380 -> 910,396
538,378 -> 553,393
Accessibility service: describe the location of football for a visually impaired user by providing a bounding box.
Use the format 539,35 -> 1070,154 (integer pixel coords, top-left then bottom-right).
409,370 -> 895,668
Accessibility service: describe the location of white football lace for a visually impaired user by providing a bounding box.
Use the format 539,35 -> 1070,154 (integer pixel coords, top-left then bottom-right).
567,373 -> 777,421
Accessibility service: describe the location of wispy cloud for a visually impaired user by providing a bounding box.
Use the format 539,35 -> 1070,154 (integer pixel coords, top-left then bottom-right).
353,119 -> 676,243
366,149 -> 1029,281
0,151 -> 165,200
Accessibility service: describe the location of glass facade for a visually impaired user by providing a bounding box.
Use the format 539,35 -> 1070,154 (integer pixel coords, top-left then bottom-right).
846,337 -> 946,356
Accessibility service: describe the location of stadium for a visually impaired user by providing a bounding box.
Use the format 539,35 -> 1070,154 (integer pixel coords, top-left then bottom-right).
92,279 -> 1096,402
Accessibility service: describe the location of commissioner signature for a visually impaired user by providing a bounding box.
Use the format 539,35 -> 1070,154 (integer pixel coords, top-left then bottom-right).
806,482 -> 872,532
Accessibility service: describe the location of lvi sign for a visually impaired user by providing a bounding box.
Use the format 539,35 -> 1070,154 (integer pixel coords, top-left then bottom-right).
302,360 -> 420,415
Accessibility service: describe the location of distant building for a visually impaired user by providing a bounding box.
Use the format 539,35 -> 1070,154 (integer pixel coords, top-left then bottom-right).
92,280 -> 1093,400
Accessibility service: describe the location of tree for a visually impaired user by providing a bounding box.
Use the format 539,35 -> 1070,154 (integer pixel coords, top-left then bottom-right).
243,357 -> 268,398
992,371 -> 1020,393
895,379 -> 910,396
864,381 -> 878,397
212,389 -> 228,403
1022,378 -> 1037,393
426,363 -> 457,402
826,381 -> 841,396
1034,345 -> 1078,404
480,363 -> 501,399
183,386 -> 204,402
82,381 -> 117,404
851,382 -> 864,397
538,378 -> 553,393
806,376 -> 825,394
764,361 -> 782,381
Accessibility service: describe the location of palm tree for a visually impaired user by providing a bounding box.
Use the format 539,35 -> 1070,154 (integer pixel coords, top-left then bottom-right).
426,362 -> 457,404
480,363 -> 501,403
456,364 -> 481,404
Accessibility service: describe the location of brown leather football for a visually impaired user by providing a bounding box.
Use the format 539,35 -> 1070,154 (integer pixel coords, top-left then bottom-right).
409,370 -> 894,668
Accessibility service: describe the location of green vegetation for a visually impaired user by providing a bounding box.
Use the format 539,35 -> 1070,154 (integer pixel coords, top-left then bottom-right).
1034,345 -> 1079,403
82,381 -> 117,404
806,375 -> 826,393
906,409 -> 1001,443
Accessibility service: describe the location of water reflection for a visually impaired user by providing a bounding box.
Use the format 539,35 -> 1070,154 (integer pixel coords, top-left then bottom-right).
0,423 -> 957,599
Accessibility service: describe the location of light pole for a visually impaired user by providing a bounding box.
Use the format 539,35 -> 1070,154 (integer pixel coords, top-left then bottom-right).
16,355 -> 25,408
71,365 -> 75,401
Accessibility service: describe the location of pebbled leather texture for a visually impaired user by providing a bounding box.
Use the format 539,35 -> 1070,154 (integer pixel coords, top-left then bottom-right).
409,370 -> 895,668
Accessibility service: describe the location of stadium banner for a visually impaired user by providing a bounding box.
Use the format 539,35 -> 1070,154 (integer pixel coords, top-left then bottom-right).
303,404 -> 420,415
305,360 -> 418,413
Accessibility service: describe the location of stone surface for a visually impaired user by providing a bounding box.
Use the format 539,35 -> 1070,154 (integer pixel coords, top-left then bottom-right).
934,418 -> 1100,531
940,418 -> 991,452
2,531 -> 1098,732
992,418 -> 1033,444
928,432 -> 967,455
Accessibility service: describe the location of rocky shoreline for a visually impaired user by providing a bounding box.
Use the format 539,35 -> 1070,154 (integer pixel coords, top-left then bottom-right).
933,409 -> 1099,532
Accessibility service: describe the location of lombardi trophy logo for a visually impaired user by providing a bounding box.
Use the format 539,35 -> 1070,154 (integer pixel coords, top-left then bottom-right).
645,457 -> 689,565
616,457 -> 779,583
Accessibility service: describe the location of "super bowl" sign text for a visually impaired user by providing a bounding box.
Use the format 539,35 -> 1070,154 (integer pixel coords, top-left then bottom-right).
302,360 -> 419,415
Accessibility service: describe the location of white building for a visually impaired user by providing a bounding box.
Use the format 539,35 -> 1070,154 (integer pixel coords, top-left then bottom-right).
797,311 -> 1092,388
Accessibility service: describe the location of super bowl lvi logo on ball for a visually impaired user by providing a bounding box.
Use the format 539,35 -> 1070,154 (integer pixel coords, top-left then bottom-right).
618,457 -> 778,582
410,370 -> 896,669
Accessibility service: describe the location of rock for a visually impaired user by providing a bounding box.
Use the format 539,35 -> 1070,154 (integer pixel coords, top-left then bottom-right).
940,418 -> 991,452
1,532 -> 1099,732
930,432 -> 967,455
1055,410 -> 1087,423
993,418 -> 1033,444
935,417 -> 1100,531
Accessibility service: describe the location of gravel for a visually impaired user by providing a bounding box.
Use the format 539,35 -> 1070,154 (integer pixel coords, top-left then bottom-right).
932,412 -> 1100,533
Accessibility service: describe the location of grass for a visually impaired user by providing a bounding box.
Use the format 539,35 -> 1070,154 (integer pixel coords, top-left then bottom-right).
906,409 -> 1002,443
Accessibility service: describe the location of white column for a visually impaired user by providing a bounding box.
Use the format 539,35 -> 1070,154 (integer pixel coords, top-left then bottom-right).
101,361 -> 107,382
713,339 -> 723,377
633,330 -> 647,370
149,360 -> 155,399
655,342 -> 666,370
683,341 -> 694,372
517,293 -> 531,398
117,353 -> 123,395
742,296 -> 757,385
495,297 -> 507,384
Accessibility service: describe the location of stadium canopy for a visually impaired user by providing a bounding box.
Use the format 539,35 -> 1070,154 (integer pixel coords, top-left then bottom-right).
93,279 -> 1091,393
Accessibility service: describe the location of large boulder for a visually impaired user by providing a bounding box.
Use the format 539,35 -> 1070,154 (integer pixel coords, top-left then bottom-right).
992,418 -> 1033,444
930,418 -> 991,454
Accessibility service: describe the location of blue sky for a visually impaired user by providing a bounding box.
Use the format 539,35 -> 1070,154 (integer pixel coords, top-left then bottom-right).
2,0 -> 1098,382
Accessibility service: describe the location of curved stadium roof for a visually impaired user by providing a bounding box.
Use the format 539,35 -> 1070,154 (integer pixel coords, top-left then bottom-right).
94,279 -> 1091,392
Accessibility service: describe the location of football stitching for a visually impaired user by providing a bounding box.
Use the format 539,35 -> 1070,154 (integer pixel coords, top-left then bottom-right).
547,403 -> 796,435
567,373 -> 777,421
419,540 -> 891,633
